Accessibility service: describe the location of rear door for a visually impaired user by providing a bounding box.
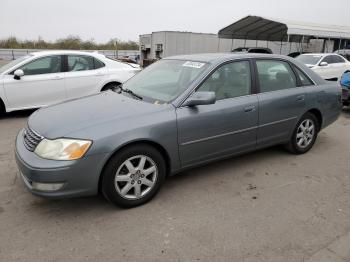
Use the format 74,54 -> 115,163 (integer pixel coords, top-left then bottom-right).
3,55 -> 66,109
176,60 -> 259,167
64,55 -> 106,99
255,59 -> 306,148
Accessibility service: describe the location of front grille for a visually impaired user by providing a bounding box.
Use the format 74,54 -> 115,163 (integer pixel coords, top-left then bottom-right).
23,127 -> 43,152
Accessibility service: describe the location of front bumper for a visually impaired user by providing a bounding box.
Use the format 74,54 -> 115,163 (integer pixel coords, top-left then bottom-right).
15,129 -> 109,199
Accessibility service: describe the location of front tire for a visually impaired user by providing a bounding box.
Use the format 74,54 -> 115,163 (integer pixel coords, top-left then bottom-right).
101,144 -> 166,208
286,113 -> 319,154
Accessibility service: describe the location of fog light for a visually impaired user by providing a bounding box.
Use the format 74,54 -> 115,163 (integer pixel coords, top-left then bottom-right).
31,182 -> 64,192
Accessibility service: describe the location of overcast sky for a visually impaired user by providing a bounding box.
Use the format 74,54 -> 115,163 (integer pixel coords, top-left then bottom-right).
1,0 -> 348,43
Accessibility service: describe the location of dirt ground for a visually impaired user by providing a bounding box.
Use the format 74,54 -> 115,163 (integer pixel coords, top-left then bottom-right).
1,109 -> 350,262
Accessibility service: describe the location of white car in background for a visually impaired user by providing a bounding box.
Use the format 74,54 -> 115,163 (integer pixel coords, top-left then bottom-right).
0,51 -> 141,114
296,53 -> 350,80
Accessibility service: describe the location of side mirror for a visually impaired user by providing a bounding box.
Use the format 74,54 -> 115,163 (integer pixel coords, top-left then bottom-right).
14,69 -> 24,80
182,91 -> 216,107
319,61 -> 328,67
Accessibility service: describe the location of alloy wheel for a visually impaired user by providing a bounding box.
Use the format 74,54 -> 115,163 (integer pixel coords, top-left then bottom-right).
296,119 -> 315,149
114,155 -> 158,200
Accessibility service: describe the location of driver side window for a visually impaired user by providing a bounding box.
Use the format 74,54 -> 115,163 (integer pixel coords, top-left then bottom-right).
197,61 -> 251,100
19,56 -> 62,75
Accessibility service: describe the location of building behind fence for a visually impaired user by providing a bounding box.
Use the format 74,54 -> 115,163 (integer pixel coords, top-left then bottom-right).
0,49 -> 140,60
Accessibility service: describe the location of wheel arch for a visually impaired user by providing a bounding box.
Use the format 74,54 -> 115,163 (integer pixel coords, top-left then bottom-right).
100,81 -> 122,92
307,108 -> 323,130
98,139 -> 171,193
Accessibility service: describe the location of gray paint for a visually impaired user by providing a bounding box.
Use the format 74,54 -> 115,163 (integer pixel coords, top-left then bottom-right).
15,53 -> 342,199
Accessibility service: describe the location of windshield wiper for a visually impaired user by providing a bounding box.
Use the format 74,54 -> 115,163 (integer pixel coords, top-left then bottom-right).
114,84 -> 143,100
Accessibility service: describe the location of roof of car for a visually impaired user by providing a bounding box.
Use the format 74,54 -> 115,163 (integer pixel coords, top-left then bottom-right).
300,53 -> 339,56
30,50 -> 103,57
165,53 -> 292,63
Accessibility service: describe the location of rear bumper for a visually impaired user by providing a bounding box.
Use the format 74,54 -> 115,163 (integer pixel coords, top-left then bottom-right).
15,129 -> 109,199
342,88 -> 350,104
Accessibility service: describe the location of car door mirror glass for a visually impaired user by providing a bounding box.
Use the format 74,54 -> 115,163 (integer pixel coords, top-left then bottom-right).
319,61 -> 328,67
14,69 -> 24,80
182,91 -> 216,107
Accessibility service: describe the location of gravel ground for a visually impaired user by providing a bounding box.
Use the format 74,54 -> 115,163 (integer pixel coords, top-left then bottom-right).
0,109 -> 350,262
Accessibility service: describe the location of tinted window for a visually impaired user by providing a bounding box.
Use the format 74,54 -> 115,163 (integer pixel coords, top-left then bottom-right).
332,55 -> 345,63
68,55 -> 94,71
19,56 -> 61,75
294,66 -> 314,86
198,61 -> 251,100
321,55 -> 334,64
256,60 -> 297,92
94,58 -> 105,69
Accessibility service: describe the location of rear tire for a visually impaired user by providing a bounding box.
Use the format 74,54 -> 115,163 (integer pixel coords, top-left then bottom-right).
285,113 -> 319,154
0,99 -> 5,118
101,144 -> 166,208
101,82 -> 121,92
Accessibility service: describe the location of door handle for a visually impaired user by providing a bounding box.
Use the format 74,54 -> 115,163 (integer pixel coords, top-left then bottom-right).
296,95 -> 305,101
244,105 -> 255,112
52,76 -> 63,80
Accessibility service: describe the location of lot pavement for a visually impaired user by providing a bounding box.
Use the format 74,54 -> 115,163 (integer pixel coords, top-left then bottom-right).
0,60 -> 9,67
0,110 -> 350,262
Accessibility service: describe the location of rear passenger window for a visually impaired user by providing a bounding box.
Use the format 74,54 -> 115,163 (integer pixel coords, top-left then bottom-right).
68,55 -> 94,71
94,58 -> 105,69
294,66 -> 314,86
332,55 -> 345,63
256,60 -> 297,92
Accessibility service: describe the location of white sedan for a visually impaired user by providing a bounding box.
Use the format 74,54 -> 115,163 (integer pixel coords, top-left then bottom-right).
296,53 -> 350,80
0,50 -> 141,114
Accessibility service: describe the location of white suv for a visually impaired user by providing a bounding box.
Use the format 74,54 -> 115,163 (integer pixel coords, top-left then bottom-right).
0,50 -> 140,114
296,53 -> 350,80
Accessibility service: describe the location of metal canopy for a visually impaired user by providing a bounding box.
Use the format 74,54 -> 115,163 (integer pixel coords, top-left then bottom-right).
218,15 -> 350,42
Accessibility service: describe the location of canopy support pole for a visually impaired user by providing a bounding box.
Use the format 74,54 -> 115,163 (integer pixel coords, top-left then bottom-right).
301,35 -> 304,53
231,37 -> 234,51
217,37 -> 221,52
287,35 -> 291,54
279,39 -> 283,54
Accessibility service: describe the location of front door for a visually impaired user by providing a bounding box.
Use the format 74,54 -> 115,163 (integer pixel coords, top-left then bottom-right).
3,55 -> 66,110
176,60 -> 258,167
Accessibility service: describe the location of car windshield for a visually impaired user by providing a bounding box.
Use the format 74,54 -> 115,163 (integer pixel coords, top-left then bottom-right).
296,54 -> 322,65
122,59 -> 209,103
0,55 -> 33,74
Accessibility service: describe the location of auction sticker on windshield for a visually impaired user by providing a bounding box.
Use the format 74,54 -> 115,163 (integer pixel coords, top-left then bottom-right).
182,61 -> 205,69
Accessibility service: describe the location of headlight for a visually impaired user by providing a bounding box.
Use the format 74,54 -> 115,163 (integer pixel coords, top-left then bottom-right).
34,138 -> 92,160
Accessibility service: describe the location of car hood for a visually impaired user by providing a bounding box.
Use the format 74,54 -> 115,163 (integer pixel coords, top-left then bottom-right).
28,92 -> 169,139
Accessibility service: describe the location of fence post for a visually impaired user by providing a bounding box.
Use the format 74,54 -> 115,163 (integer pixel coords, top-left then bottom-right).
12,50 -> 15,60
